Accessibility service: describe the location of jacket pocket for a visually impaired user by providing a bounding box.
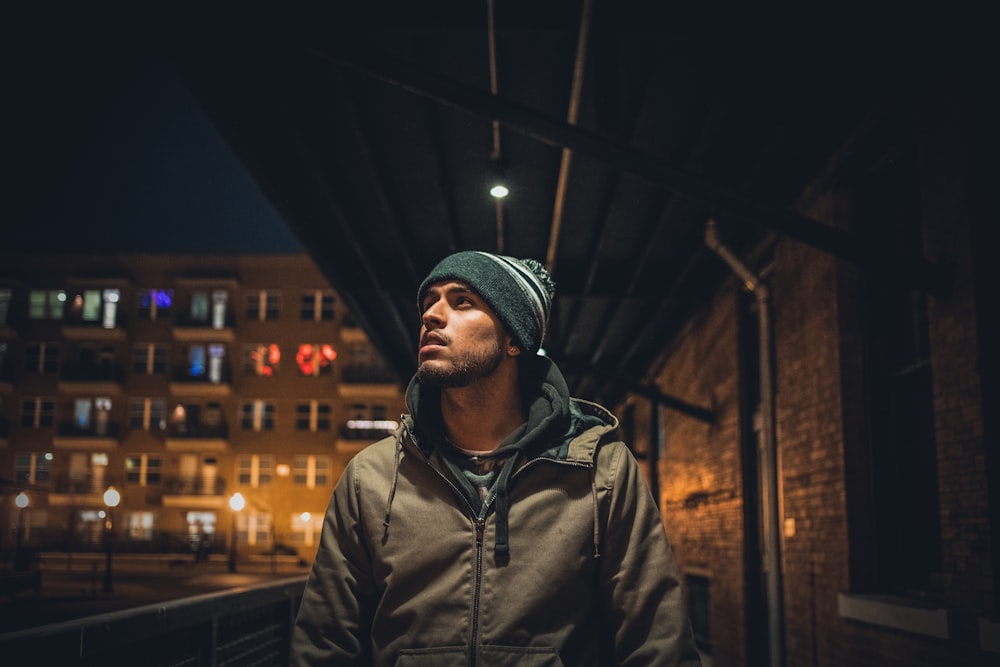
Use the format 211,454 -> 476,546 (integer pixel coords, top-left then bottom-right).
395,646 -> 467,666
479,645 -> 565,666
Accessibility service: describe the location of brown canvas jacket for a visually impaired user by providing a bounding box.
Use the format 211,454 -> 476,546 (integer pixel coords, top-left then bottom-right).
292,363 -> 700,666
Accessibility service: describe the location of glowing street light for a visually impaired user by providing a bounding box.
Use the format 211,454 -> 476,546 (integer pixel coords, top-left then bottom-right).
13,492 -> 28,558
228,492 -> 245,572
102,486 -> 121,593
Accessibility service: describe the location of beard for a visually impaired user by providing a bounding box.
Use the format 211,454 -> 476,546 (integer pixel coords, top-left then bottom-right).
417,336 -> 505,388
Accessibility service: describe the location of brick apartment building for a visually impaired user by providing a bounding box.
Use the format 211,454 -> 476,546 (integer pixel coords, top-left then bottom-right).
619,70 -> 998,664
0,254 -> 405,565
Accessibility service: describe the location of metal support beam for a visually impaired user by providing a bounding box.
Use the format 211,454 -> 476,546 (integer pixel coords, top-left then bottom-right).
626,384 -> 715,425
311,42 -> 949,296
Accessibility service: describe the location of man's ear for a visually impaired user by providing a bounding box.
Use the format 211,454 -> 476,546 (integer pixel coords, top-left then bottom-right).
506,337 -> 521,357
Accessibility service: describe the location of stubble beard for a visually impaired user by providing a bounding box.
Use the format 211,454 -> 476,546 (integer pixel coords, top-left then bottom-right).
417,337 -> 505,388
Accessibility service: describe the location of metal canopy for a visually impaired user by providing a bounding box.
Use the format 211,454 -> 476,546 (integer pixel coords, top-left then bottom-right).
76,4 -> 965,406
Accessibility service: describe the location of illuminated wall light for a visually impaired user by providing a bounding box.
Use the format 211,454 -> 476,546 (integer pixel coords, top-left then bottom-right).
490,184 -> 510,199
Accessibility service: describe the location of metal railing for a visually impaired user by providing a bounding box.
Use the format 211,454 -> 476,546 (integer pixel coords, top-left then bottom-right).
0,576 -> 306,667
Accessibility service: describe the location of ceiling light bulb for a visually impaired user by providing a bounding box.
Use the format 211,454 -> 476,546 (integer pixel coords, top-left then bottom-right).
490,184 -> 509,199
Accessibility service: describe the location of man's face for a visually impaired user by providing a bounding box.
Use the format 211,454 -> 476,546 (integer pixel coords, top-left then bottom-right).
417,280 -> 510,388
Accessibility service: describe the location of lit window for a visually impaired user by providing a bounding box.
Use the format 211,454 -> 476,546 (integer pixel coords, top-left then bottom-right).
126,454 -> 162,485
67,289 -> 103,322
244,343 -> 281,376
293,455 -> 332,488
28,290 -> 66,319
15,452 -> 52,483
239,400 -> 275,431
101,289 -> 120,329
300,291 -> 335,321
137,289 -> 173,320
237,454 -> 275,487
296,343 -> 337,376
296,401 -> 332,431
290,511 -> 324,547
191,291 -> 209,322
212,290 -> 228,330
236,511 -> 273,546
129,398 -> 166,431
246,290 -> 282,321
188,345 -> 206,377
127,512 -> 156,541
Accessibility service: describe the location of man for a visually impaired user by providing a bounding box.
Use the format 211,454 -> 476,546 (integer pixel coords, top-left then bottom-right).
292,251 -> 701,666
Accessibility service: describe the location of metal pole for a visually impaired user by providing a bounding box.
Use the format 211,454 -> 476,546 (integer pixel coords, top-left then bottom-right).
228,512 -> 237,573
102,511 -> 113,593
705,219 -> 785,667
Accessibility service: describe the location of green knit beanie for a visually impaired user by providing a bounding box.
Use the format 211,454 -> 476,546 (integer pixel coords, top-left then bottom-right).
417,251 -> 555,354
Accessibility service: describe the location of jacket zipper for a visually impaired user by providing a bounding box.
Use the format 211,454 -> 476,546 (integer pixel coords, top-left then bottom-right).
401,432 -> 591,664
403,432 -> 493,666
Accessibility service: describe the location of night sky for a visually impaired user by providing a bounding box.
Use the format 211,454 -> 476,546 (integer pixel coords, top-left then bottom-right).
4,5 -> 302,254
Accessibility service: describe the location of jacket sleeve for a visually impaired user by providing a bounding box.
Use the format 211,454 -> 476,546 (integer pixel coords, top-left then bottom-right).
291,457 -> 379,666
597,443 -> 702,666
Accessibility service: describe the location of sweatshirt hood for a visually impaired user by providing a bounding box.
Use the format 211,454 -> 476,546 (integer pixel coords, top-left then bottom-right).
397,355 -> 615,561
403,354 -> 610,456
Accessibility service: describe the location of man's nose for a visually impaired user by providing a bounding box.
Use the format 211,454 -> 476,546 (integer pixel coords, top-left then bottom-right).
422,299 -> 446,328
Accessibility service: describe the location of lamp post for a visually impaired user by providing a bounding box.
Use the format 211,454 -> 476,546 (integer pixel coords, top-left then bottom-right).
102,486 -> 120,593
228,492 -> 245,572
14,492 -> 28,548
13,492 -> 28,570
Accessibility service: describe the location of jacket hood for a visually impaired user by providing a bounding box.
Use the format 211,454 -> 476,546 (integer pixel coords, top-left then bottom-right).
403,354 -> 613,458
398,355 -> 617,560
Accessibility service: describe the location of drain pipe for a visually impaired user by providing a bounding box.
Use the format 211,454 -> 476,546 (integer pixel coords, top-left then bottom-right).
705,218 -> 785,667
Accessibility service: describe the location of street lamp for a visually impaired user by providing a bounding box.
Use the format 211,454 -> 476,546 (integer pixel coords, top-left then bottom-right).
228,492 -> 245,572
102,486 -> 121,593
14,492 -> 28,547
13,492 -> 28,569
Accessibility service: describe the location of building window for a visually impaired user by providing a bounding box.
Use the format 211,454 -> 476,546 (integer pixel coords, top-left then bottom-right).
125,454 -> 162,485
15,452 -> 52,483
133,343 -> 168,375
25,342 -> 60,373
126,512 -> 156,541
296,401 -> 332,432
343,402 -> 397,440
854,136 -> 942,597
191,291 -> 209,322
239,400 -> 275,431
290,511 -> 323,547
20,397 -> 55,428
28,289 -> 66,319
244,343 -> 281,376
189,289 -> 228,329
65,289 -> 118,327
300,291 -> 335,321
293,455 -> 331,488
246,290 -> 282,321
236,511 -> 273,547
137,289 -> 173,320
295,343 -> 337,376
187,344 -> 226,382
72,397 -> 112,434
237,454 -> 275,487
129,398 -> 166,431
